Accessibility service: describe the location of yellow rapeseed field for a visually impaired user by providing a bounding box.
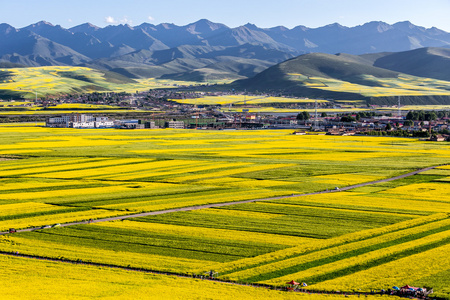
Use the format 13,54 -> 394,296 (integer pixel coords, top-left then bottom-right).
210,213 -> 447,275
96,220 -> 313,247
309,243 -> 450,293
1,126 -> 450,298
261,230 -> 450,285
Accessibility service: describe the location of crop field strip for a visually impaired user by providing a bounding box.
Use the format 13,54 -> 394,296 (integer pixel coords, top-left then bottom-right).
38,225 -> 286,260
229,217 -> 450,283
134,204 -> 414,240
95,220 -> 313,247
307,243 -> 450,297
25,159 -> 202,180
200,213 -> 448,276
263,231 -> 450,286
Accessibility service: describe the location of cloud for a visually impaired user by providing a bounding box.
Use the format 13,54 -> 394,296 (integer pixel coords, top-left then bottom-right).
105,16 -> 117,24
105,16 -> 133,25
148,16 -> 155,22
68,19 -> 73,23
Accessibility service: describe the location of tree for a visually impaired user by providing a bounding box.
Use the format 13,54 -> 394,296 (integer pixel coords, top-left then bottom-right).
321,112 -> 327,117
385,123 -> 392,131
404,120 -> 414,127
296,111 -> 310,121
340,115 -> 356,122
406,111 -> 413,120
427,112 -> 437,121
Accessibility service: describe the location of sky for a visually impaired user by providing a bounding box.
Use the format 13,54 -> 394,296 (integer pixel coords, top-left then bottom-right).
1,0 -> 449,32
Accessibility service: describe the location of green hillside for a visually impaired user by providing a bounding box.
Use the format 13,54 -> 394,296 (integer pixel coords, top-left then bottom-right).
232,52 -> 450,105
0,66 -> 186,99
373,47 -> 450,81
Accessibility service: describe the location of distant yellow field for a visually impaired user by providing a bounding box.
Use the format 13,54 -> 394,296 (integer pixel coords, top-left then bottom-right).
289,73 -> 450,97
171,95 -> 329,106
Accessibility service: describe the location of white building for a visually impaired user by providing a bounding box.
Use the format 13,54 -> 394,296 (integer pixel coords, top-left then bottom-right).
70,121 -> 95,128
166,120 -> 185,129
95,121 -> 115,128
46,115 -> 72,127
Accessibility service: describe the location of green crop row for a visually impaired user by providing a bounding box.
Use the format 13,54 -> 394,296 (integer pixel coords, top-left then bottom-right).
0,206 -> 90,222
134,203 -> 411,239
47,185 -> 229,207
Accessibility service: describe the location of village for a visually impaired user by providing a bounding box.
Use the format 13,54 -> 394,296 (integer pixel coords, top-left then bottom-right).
39,89 -> 450,142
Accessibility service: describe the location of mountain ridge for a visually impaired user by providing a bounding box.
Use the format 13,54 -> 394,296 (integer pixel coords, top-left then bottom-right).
1,20 -> 448,65
1,19 -> 449,83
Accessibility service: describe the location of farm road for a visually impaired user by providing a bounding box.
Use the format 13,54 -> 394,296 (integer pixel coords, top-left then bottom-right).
0,165 -> 442,235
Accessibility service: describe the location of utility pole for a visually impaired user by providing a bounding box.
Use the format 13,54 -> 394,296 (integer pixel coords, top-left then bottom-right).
314,100 -> 318,130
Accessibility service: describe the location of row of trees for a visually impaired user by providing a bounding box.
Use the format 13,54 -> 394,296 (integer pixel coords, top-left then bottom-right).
405,111 -> 438,121
297,111 -> 389,122
405,110 -> 450,121
297,110 -> 450,123
363,130 -> 431,137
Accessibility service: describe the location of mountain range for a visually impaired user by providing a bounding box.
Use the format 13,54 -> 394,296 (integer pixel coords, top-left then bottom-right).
1,19 -> 449,81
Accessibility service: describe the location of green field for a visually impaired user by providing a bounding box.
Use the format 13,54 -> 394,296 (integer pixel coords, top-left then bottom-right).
0,127 -> 449,298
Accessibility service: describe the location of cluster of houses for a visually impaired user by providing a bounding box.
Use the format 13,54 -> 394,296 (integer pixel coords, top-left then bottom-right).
278,114 -> 449,141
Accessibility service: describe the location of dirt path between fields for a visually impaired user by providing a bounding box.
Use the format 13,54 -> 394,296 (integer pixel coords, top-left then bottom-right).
0,164 -> 442,235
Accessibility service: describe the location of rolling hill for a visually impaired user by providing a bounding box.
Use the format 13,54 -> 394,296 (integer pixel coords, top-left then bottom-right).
232,50 -> 450,105
370,47 -> 450,81
0,66 -> 145,99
